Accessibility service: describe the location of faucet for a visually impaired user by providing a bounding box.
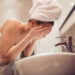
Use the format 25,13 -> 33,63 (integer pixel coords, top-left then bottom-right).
55,36 -> 73,52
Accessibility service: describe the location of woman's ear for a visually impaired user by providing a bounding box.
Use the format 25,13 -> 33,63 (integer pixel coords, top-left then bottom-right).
31,20 -> 36,25
30,20 -> 37,27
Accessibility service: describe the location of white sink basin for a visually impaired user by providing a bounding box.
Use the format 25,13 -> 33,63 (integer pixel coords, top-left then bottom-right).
14,53 -> 75,75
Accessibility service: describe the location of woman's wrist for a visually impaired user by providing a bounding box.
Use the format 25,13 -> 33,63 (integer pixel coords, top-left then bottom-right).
28,32 -> 34,42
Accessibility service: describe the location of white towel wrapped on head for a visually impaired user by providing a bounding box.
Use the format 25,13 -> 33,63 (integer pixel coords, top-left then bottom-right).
29,0 -> 62,22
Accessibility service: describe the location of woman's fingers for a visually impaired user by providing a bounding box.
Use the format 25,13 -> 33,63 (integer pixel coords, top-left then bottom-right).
32,25 -> 43,30
38,29 -> 50,37
32,25 -> 50,31
35,27 -> 51,33
36,27 -> 51,35
29,25 -> 52,40
35,29 -> 50,39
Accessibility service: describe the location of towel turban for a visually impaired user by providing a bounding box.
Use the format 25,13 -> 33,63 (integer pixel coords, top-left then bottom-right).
29,0 -> 62,22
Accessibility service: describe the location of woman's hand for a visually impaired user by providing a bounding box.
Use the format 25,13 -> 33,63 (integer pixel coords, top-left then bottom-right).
29,25 -> 52,41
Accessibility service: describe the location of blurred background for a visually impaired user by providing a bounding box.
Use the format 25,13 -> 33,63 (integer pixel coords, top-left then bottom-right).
0,0 -> 75,54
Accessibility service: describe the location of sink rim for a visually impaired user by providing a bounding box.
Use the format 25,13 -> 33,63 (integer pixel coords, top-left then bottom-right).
16,52 -> 75,63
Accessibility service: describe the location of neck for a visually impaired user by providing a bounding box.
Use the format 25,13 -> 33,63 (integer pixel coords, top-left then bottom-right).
23,22 -> 31,31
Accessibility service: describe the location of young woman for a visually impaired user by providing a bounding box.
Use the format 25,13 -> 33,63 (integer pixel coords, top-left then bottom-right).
0,0 -> 61,74
0,18 -> 53,65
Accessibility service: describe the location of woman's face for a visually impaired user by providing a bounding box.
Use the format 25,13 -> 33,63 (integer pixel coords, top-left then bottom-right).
31,20 -> 53,31
30,19 -> 53,28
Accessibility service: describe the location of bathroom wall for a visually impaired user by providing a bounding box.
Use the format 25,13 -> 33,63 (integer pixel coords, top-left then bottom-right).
57,0 -> 75,28
0,0 -> 32,26
60,7 -> 75,52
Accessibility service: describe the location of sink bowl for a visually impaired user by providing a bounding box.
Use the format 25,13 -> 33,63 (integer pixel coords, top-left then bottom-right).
14,53 -> 75,75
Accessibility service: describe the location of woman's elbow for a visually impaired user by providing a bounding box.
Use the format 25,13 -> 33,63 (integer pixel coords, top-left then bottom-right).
1,55 -> 12,65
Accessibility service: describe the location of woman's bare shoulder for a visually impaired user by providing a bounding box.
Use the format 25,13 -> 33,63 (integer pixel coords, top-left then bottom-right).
5,18 -> 23,24
1,18 -> 24,32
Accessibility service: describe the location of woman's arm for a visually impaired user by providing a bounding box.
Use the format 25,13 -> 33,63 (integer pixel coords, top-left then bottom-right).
21,40 -> 36,58
2,33 -> 32,64
2,25 -> 51,64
